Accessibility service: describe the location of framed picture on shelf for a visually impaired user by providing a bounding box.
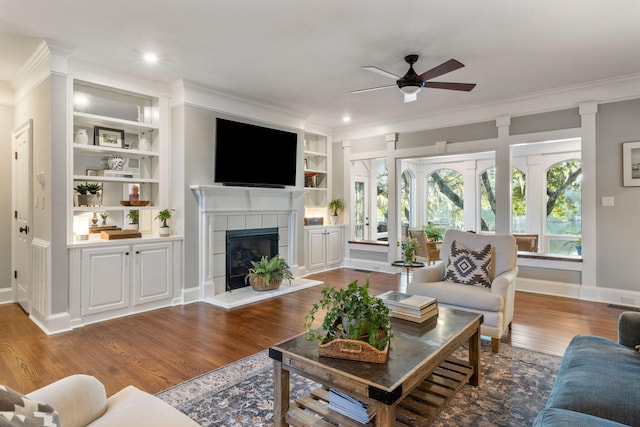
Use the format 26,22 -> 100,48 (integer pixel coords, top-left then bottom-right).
622,141 -> 640,186
94,126 -> 124,148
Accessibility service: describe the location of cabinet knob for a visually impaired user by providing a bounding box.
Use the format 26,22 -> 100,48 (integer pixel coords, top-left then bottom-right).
136,251 -> 140,254
125,252 -> 130,255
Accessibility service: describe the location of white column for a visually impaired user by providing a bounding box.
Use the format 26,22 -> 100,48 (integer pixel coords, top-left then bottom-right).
385,133 -> 398,262
495,116 -> 512,234
579,101 -> 598,293
342,140 -> 352,240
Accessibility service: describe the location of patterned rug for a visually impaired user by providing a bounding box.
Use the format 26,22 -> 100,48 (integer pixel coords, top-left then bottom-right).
157,342 -> 561,426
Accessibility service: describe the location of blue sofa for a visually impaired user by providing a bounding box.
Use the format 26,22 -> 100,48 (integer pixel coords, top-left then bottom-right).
533,312 -> 640,426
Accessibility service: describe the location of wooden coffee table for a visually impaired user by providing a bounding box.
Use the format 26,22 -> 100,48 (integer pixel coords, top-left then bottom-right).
269,307 -> 483,426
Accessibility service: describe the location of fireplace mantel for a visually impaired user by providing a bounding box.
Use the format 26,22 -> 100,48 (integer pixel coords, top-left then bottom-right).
190,184 -> 305,297
190,185 -> 304,213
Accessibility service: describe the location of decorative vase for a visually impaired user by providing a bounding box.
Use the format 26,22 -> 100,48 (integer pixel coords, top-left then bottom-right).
78,194 -> 101,207
248,275 -> 282,291
159,226 -> 171,237
330,215 -> 339,225
74,128 -> 89,145
404,249 -> 415,264
107,155 -> 127,170
138,133 -> 151,151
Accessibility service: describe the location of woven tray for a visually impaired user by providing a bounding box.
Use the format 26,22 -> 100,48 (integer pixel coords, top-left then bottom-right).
318,337 -> 389,364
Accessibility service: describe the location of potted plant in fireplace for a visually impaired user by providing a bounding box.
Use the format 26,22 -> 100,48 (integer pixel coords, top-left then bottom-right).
245,255 -> 293,291
303,277 -> 392,363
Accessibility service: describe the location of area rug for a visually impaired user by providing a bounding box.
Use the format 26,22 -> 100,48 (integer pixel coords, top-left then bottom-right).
157,342 -> 561,426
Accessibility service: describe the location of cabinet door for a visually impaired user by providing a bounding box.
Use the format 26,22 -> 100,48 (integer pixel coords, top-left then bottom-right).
81,246 -> 130,316
307,229 -> 326,270
132,241 -> 172,306
325,227 -> 343,266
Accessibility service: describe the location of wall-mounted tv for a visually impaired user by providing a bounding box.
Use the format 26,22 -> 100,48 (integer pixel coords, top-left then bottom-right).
214,118 -> 298,188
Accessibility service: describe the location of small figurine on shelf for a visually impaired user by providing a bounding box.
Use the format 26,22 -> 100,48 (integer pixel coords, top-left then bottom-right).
100,212 -> 108,226
129,185 -> 139,202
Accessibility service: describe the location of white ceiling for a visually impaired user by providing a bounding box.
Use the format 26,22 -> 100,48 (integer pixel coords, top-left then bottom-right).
1,1 -> 640,129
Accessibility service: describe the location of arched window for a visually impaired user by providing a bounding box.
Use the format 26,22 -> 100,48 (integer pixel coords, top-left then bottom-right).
512,167 -> 526,233
546,160 -> 582,254
479,167 -> 496,232
427,169 -> 464,230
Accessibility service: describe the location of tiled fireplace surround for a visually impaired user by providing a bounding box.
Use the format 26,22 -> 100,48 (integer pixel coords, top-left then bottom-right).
191,185 -> 306,298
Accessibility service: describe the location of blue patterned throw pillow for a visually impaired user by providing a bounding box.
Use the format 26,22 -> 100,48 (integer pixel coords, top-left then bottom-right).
444,240 -> 494,288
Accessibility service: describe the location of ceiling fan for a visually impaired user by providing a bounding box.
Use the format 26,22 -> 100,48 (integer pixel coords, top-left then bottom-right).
352,54 -> 476,103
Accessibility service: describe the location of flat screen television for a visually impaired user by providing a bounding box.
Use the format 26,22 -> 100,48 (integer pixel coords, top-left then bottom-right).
214,118 -> 298,188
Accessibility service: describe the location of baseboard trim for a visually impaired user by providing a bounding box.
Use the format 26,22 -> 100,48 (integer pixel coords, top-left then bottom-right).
0,287 -> 14,304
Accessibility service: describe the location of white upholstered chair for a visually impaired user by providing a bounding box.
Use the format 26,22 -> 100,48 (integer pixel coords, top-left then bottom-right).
407,230 -> 518,352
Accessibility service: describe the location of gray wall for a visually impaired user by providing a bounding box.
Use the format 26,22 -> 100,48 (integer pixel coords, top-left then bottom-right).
596,99 -> 640,291
397,121 -> 497,148
0,103 -> 13,289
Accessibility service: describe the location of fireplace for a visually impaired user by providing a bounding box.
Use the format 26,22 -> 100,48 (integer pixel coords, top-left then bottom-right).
226,228 -> 279,291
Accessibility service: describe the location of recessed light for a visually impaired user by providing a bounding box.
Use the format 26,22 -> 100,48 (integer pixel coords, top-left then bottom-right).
143,52 -> 159,64
342,116 -> 351,123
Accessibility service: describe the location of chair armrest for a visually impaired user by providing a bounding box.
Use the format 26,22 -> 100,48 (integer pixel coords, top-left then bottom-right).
618,311 -> 640,348
490,268 -> 518,297
27,374 -> 107,427
411,263 -> 445,284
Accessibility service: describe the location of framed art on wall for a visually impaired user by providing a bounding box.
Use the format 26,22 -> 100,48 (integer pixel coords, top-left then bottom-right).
94,126 -> 124,148
622,141 -> 640,186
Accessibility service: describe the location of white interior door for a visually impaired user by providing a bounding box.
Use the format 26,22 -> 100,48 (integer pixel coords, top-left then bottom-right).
12,120 -> 32,313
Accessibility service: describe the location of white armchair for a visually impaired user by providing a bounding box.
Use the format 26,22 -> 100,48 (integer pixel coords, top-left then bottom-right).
407,230 -> 518,352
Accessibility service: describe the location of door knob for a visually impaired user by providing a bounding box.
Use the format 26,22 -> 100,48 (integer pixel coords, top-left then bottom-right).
19,226 -> 29,234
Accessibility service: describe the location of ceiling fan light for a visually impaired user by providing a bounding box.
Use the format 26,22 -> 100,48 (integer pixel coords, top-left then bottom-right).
399,84 -> 422,95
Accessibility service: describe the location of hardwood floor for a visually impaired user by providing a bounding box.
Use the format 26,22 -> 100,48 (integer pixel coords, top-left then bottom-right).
0,268 -> 627,397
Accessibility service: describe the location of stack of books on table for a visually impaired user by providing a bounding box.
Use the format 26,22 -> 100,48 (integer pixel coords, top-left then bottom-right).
378,291 -> 438,323
328,388 -> 375,424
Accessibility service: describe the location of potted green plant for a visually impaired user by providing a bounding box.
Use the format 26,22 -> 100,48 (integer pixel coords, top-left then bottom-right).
74,183 -> 102,207
304,277 -> 392,363
422,224 -> 444,242
155,208 -> 174,237
401,236 -> 420,263
328,199 -> 344,225
245,255 -> 294,291
126,210 -> 139,231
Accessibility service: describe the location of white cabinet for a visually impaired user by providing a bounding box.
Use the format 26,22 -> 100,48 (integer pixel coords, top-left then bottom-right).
73,240 -> 175,321
305,226 -> 343,273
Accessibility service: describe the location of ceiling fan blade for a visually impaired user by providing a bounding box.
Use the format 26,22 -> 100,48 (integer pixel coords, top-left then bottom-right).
423,81 -> 476,91
351,84 -> 396,94
404,92 -> 418,103
419,59 -> 465,81
362,66 -> 401,80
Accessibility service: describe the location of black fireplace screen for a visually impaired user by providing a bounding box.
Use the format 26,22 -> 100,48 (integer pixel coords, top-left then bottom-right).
225,228 -> 279,291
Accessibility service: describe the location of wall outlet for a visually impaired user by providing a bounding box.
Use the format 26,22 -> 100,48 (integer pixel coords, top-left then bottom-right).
601,196 -> 615,207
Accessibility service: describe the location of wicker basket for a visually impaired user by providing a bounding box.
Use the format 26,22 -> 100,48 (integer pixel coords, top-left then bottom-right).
248,275 -> 282,291
318,336 -> 389,363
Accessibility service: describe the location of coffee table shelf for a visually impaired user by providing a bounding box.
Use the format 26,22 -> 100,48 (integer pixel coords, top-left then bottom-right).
285,355 -> 473,427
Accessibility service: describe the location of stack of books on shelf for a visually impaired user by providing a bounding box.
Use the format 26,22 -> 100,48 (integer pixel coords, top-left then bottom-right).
378,291 -> 438,323
95,170 -> 135,178
328,388 -> 375,424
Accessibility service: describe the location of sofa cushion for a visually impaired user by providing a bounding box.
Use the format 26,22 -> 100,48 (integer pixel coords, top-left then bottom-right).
88,386 -> 199,427
543,335 -> 640,426
406,281 -> 504,312
0,385 -> 60,427
444,240 -> 493,288
533,408 -> 630,427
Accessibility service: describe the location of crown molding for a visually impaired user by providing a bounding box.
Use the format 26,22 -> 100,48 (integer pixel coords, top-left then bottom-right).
172,79 -> 308,132
333,72 -> 640,142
